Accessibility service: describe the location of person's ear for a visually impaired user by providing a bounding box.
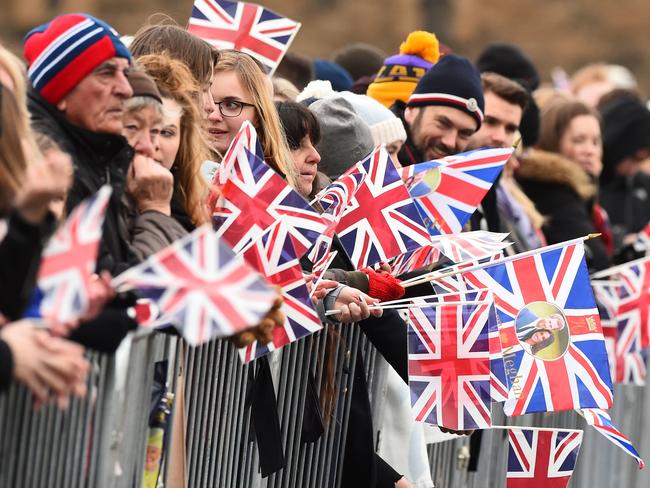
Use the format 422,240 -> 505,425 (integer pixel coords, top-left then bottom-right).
404,106 -> 415,125
56,99 -> 67,112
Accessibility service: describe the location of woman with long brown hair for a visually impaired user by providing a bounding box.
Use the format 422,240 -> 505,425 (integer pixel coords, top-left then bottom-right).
136,54 -> 211,228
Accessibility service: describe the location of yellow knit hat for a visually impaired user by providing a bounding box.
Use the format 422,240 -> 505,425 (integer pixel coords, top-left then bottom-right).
366,31 -> 440,107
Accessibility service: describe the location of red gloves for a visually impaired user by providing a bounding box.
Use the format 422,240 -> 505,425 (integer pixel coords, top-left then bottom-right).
361,268 -> 405,302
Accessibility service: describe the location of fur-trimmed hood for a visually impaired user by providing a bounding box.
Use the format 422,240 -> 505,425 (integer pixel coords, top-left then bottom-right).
516,149 -> 596,201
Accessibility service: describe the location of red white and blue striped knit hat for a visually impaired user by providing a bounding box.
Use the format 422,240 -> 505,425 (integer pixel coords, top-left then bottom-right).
407,54 -> 485,130
23,13 -> 132,105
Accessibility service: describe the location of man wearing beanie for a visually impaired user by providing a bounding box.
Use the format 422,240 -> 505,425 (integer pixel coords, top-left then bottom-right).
23,14 -> 172,353
394,53 -> 485,166
599,94 -> 650,254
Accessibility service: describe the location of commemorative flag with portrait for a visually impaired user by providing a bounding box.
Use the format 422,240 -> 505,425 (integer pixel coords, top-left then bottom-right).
407,293 -> 492,430
506,427 -> 583,488
188,0 -> 301,74
464,241 -> 613,416
400,147 -> 512,235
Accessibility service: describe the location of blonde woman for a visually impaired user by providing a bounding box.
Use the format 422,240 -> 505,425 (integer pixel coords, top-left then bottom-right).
210,50 -> 294,182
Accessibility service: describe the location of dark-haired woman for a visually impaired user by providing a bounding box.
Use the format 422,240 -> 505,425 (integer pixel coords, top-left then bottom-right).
277,100 -> 412,488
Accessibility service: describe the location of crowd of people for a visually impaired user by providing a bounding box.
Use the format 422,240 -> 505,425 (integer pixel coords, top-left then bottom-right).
1,11 -> 650,488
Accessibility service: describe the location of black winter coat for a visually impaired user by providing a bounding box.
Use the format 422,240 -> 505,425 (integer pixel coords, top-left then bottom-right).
28,89 -> 136,275
516,150 -> 610,271
600,172 -> 650,252
28,90 -> 138,352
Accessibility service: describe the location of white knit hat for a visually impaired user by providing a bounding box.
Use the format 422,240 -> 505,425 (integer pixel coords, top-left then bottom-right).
338,92 -> 407,146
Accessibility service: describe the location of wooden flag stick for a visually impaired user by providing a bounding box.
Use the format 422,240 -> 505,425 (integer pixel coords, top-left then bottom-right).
324,299 -> 490,316
376,288 -> 491,307
403,234 -> 600,289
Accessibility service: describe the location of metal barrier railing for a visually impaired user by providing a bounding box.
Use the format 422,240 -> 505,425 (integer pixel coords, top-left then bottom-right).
1,325 -> 649,488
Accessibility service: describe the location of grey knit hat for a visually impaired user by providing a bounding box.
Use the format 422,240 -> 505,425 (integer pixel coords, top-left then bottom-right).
310,96 -> 375,179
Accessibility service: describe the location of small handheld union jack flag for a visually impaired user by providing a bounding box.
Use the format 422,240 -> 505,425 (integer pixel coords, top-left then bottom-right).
240,221 -> 322,363
188,0 -> 301,74
579,408 -> 644,469
464,241 -> 614,416
506,427 -> 583,488
213,124 -> 326,257
113,226 -> 277,346
592,282 -> 619,382
408,294 -> 493,430
335,146 -> 432,269
401,147 -> 512,235
38,186 -> 111,323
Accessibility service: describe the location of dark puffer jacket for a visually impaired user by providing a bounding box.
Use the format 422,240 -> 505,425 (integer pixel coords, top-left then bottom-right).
516,149 -> 610,271
28,88 -> 136,274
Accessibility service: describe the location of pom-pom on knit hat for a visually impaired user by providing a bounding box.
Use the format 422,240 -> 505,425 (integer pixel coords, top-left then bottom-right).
407,54 -> 484,130
24,13 -> 132,104
366,31 -> 440,108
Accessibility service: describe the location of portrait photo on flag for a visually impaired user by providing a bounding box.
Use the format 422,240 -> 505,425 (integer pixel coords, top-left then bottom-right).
400,147 -> 512,236
464,241 -> 614,416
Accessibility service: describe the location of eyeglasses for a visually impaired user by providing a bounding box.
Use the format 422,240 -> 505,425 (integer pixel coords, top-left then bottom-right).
213,99 -> 255,118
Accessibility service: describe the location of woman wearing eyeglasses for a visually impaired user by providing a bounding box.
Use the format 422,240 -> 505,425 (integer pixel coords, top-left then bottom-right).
209,50 -> 295,182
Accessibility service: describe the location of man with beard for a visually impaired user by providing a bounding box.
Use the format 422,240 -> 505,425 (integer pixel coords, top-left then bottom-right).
393,54 -> 484,166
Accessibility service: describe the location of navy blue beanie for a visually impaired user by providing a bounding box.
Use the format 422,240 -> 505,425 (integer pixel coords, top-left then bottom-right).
313,59 -> 354,92
407,54 -> 484,130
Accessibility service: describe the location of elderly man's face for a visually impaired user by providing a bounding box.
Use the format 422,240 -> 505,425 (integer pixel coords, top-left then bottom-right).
57,57 -> 133,135
404,105 -> 477,161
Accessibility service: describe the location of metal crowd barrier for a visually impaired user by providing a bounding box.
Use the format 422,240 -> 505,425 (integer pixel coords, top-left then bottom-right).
2,324 -> 650,488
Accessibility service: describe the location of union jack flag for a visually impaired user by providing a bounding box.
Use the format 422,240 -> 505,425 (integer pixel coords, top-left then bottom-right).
464,242 -> 614,416
616,256 -> 650,349
615,313 -> 646,385
390,232 -> 510,277
113,226 -> 277,346
408,295 -> 492,430
579,408 -> 645,469
240,221 -> 322,362
188,0 -> 301,74
307,172 -> 365,274
335,146 -> 432,269
593,283 -> 619,381
213,124 -> 326,256
430,282 -> 510,402
391,245 -> 441,277
401,147 -> 512,235
38,186 -> 111,323
507,428 -> 583,488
